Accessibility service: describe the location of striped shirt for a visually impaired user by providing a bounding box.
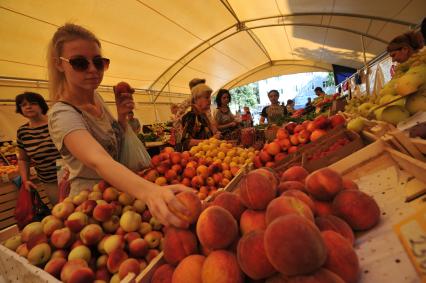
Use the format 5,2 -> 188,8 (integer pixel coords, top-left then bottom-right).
17,123 -> 61,183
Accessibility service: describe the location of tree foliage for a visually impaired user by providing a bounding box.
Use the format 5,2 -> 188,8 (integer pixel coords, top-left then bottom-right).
229,83 -> 260,111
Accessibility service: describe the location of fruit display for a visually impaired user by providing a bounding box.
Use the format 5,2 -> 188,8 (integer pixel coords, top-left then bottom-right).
1,180 -> 165,282
306,137 -> 351,161
139,139 -> 256,200
345,49 -> 426,126
153,166 -> 380,282
0,141 -> 18,156
253,114 -> 346,168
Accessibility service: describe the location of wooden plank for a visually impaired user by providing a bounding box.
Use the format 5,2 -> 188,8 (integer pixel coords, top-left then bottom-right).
0,225 -> 19,242
0,200 -> 16,213
0,217 -> 17,231
0,208 -> 14,222
411,138 -> 426,154
134,251 -> 165,283
0,192 -> 17,204
390,130 -> 426,161
0,183 -> 17,196
387,147 -> 426,186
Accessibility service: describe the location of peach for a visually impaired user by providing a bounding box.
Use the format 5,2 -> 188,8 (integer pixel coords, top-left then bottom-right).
95,267 -> 111,282
44,257 -> 67,278
151,263 -> 175,283
102,215 -> 120,233
183,167 -> 196,179
16,243 -> 29,257
239,209 -> 266,235
322,231 -> 360,283
26,233 -> 48,250
75,199 -> 97,215
144,231 -> 163,248
145,249 -> 160,263
107,249 -> 128,273
52,201 -> 75,220
118,192 -> 134,206
315,215 -> 355,245
201,250 -> 243,283
51,227 -> 74,249
72,192 -> 88,206
27,243 -> 52,266
313,199 -> 333,216
266,142 -> 281,156
42,216 -> 64,236
237,230 -> 276,280
3,235 -> 22,251
21,221 -> 44,242
80,224 -> 104,246
96,254 -> 108,268
196,206 -> 238,250
163,227 -> 198,265
266,196 -> 314,225
277,181 -> 305,194
68,267 -> 95,283
129,238 -> 149,258
65,211 -> 89,233
88,191 -> 103,201
170,191 -> 202,224
305,168 -> 343,201
139,222 -> 152,235
281,166 -> 309,183
103,187 -> 119,202
256,167 -> 280,188
104,234 -> 125,254
259,150 -> 272,163
332,190 -> 380,231
68,245 -> 91,263
281,189 -> 314,209
342,178 -> 359,190
268,268 -> 345,283
51,249 -> 68,259
239,170 -> 277,210
172,254 -> 205,283
118,258 -> 140,279
61,259 -> 88,282
124,231 -> 141,244
93,203 -> 115,222
120,210 -> 142,232
212,192 -> 246,221
310,129 -> 327,142
264,214 -> 327,276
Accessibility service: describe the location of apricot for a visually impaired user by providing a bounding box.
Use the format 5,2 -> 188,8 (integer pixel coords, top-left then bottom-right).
212,192 -> 246,221
172,254 -> 205,283
201,250 -> 243,283
305,168 -> 343,201
322,231 -> 360,283
196,206 -> 238,250
163,227 -> 198,265
265,196 -> 314,225
264,214 -> 327,276
315,215 -> 355,245
239,170 -> 277,210
237,230 -> 277,280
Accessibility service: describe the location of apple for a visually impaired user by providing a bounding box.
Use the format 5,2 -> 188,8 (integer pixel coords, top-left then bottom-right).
65,211 -> 89,233
27,243 -> 51,266
52,202 -> 75,220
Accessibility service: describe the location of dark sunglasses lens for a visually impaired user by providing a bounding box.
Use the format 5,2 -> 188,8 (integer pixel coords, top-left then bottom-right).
93,57 -> 110,71
69,57 -> 89,71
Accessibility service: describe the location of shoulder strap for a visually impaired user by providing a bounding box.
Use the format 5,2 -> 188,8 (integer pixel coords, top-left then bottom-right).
58,101 -> 82,114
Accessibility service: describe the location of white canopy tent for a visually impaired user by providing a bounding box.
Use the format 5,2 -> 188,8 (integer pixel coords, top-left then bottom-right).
0,0 -> 424,139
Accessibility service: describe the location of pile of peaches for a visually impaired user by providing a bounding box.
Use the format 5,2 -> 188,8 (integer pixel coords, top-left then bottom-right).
2,181 -> 165,283
254,114 -> 346,168
140,140 -> 255,200
151,165 -> 380,283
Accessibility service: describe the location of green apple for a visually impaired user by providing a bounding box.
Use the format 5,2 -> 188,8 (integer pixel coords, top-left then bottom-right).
347,118 -> 365,133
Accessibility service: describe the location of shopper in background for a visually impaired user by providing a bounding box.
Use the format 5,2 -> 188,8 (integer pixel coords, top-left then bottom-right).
15,92 -> 62,204
314,87 -> 326,97
286,99 -> 295,114
241,106 -> 253,127
189,78 -> 206,90
127,111 -> 141,134
260,89 -> 287,124
46,23 -> 190,227
214,89 -> 238,140
180,84 -> 219,150
387,31 -> 424,64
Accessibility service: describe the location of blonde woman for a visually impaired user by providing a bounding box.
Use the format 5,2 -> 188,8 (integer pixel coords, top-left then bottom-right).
46,23 -> 190,227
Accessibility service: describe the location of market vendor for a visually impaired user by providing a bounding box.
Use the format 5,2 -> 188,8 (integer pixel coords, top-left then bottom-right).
387,31 -> 424,64
179,83 -> 219,150
46,23 -> 191,228
15,92 -> 62,204
314,87 -> 326,97
259,89 -> 287,125
127,111 -> 141,134
214,89 -> 239,140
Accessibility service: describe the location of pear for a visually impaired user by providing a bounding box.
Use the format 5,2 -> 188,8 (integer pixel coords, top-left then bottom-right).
357,102 -> 376,117
378,105 -> 410,125
347,117 -> 365,133
405,91 -> 426,114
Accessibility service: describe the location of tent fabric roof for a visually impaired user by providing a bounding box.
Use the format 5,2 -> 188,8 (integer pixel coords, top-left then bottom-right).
0,0 -> 424,98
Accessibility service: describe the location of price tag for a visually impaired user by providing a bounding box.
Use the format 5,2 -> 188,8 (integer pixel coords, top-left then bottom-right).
394,208 -> 426,282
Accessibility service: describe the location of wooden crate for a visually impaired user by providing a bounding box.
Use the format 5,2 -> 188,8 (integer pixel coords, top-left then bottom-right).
410,137 -> 426,154
0,179 -> 52,230
328,140 -> 426,282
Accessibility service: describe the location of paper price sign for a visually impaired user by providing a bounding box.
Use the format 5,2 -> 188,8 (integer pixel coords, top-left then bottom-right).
394,208 -> 426,282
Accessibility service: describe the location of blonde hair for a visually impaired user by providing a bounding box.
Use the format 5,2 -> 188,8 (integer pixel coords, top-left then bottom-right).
191,83 -> 212,103
47,23 -> 101,101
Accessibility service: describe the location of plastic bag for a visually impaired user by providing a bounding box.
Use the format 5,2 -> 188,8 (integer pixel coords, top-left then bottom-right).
120,128 -> 151,172
14,185 -> 33,229
31,188 -> 50,222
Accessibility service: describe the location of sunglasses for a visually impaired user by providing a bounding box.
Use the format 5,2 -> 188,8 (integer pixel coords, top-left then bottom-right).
60,56 -> 110,72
